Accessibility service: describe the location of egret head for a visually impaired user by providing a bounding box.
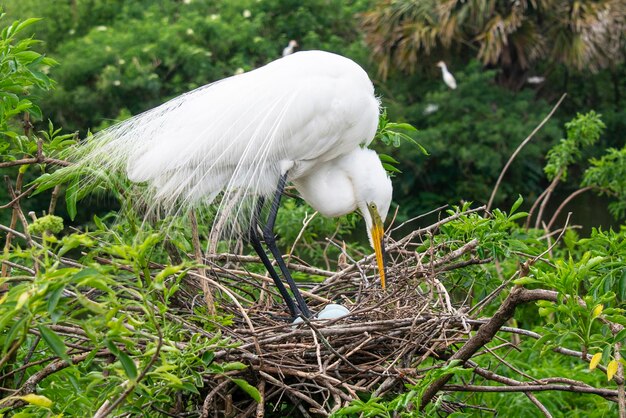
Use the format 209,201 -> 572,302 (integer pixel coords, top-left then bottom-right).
289,40 -> 298,48
352,150 -> 392,289
292,148 -> 392,289
436,61 -> 445,68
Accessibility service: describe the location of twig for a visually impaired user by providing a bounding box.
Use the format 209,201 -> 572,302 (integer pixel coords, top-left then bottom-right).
535,169 -> 563,230
258,371 -> 326,414
546,186 -> 594,231
2,350 -> 110,408
389,205 -> 448,233
314,206 -> 485,291
526,393 -> 553,418
189,210 -> 215,316
0,184 -> 37,210
0,260 -> 35,275
525,187 -> 549,229
286,210 -> 318,264
0,156 -> 71,168
613,324 -> 626,418
93,323 -> 163,417
486,93 -> 566,212
200,379 -> 230,418
441,383 -> 618,399
48,185 -> 62,215
2,173 -> 24,278
204,253 -> 335,277
420,288 -> 568,409
255,379 -> 265,418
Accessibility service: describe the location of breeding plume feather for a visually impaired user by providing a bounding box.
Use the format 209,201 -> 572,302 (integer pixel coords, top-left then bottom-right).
67,52 -> 383,223
59,50 -> 392,317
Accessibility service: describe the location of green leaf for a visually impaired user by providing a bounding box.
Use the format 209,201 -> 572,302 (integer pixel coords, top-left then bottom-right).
180,381 -> 200,395
222,361 -> 248,371
118,350 -> 138,380
614,329 -> 626,344
65,178 -> 79,220
47,285 -> 65,318
382,163 -> 401,173
388,122 -> 417,132
27,104 -> 42,120
154,265 -> 184,290
378,153 -> 400,164
14,18 -> 42,35
513,277 -> 538,286
202,351 -> 215,365
14,50 -> 41,63
508,212 -> 528,222
38,325 -> 70,362
510,195 -> 523,214
230,378 -> 261,402
105,340 -> 137,380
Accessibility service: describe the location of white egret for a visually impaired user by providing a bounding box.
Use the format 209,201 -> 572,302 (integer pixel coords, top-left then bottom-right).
282,40 -> 298,57
68,51 -> 392,319
526,76 -> 545,85
436,61 -> 457,90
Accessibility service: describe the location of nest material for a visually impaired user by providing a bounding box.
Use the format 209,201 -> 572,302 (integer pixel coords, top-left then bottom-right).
191,207 -> 486,417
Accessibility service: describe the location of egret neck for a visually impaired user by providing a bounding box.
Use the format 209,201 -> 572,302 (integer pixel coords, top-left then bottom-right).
367,203 -> 387,289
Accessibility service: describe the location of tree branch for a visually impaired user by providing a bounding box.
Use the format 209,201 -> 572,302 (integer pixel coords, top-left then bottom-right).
487,93 -> 566,212
442,383 -> 618,399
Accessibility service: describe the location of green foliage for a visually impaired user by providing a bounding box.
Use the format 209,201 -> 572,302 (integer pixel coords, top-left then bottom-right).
332,361 -> 471,417
530,250 -> 620,356
27,214 -> 63,235
583,146 -> 626,219
544,111 -> 605,181
375,109 -> 423,175
0,14 -> 71,224
0,219 -> 241,416
0,14 -> 56,134
7,0 -> 372,133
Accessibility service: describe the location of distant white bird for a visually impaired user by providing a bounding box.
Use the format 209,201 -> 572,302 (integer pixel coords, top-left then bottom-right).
66,51 -> 391,319
423,103 -> 439,115
436,61 -> 457,89
282,40 -> 298,57
526,76 -> 545,85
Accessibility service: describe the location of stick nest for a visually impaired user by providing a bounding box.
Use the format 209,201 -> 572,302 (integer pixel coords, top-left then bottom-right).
193,208 -> 486,416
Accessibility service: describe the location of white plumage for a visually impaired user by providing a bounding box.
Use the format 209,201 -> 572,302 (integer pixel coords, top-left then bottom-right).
71,51 -> 391,245
436,61 -> 457,90
67,50 -> 393,316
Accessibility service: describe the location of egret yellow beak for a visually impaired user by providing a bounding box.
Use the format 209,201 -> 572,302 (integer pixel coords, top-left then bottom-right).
367,204 -> 387,289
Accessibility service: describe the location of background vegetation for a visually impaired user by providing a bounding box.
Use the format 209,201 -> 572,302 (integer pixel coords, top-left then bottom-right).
0,0 -> 625,416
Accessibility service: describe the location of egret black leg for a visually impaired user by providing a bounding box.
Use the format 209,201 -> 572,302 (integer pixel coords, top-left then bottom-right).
262,174 -> 312,318
248,197 -> 299,318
